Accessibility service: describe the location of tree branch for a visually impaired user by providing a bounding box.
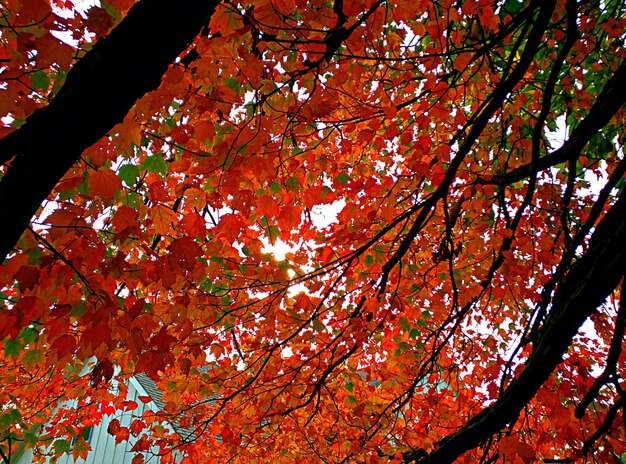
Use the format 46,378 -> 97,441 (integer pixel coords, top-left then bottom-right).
417,175 -> 626,463
487,61 -> 626,186
0,0 -> 219,262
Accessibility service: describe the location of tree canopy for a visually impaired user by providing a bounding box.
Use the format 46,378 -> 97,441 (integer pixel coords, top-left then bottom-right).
1,0 -> 625,462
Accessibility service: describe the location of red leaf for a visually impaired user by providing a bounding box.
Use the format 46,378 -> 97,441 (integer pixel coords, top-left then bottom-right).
180,212 -> 207,237
14,265 -> 40,291
303,186 -> 335,209
130,435 -> 151,452
499,436 -> 536,464
107,418 -> 121,435
111,205 -> 139,233
135,350 -> 166,377
129,419 -> 146,436
215,214 -> 243,243
82,324 -> 112,353
89,169 -> 122,202
50,334 -> 77,360
149,327 -> 177,352
167,236 -> 203,271
90,358 -> 114,387
44,208 -> 83,228
122,400 -> 138,411
84,7 -> 115,36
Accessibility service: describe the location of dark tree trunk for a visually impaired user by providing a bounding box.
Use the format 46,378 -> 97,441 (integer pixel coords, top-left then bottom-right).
0,0 -> 218,261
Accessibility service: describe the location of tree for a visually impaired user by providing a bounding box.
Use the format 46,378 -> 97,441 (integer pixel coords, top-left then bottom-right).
0,0 -> 625,462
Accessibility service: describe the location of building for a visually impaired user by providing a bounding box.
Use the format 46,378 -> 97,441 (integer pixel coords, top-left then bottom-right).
13,374 -> 186,464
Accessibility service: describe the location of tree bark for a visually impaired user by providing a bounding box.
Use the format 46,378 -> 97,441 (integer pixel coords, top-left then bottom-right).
0,0 -> 218,262
490,62 -> 626,186
416,181 -> 626,463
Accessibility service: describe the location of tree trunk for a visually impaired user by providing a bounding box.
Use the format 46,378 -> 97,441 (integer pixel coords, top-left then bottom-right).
0,0 -> 218,262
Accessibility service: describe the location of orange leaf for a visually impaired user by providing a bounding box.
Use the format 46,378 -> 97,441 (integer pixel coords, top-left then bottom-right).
278,205 -> 302,231
151,205 -> 178,235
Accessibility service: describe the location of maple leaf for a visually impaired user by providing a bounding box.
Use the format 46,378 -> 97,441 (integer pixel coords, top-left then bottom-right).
90,358 -> 114,387
498,436 -> 536,464
49,335 -> 77,362
151,205 -> 178,236
135,350 -> 167,378
84,6 -> 115,36
129,419 -> 146,436
167,236 -> 203,271
113,426 -> 131,445
89,168 -> 123,202
72,437 -> 91,461
131,434 -> 151,452
14,265 -> 40,291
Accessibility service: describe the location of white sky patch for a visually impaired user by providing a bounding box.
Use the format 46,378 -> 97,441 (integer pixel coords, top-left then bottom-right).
309,199 -> 345,229
546,114 -> 612,201
262,239 -> 293,261
52,0 -> 98,18
545,114 -> 568,151
261,199 -> 345,260
50,0 -> 98,46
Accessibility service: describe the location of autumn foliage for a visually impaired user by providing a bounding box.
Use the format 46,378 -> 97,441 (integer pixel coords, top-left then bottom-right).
1,0 -> 626,462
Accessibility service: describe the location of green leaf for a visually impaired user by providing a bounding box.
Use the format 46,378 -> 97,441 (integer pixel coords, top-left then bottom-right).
266,225 -> 281,243
141,155 -> 168,176
501,0 -> 524,17
312,319 -> 325,331
269,181 -> 282,194
336,173 -> 350,184
123,190 -> 141,208
31,71 -> 49,92
23,431 -> 38,447
23,349 -> 41,367
3,338 -> 21,358
70,302 -> 87,318
286,177 -> 302,191
118,164 -> 140,186
19,327 -> 38,345
396,341 -> 409,352
224,77 -> 242,94
53,439 -> 71,455
26,247 -> 44,265
0,409 -> 22,429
